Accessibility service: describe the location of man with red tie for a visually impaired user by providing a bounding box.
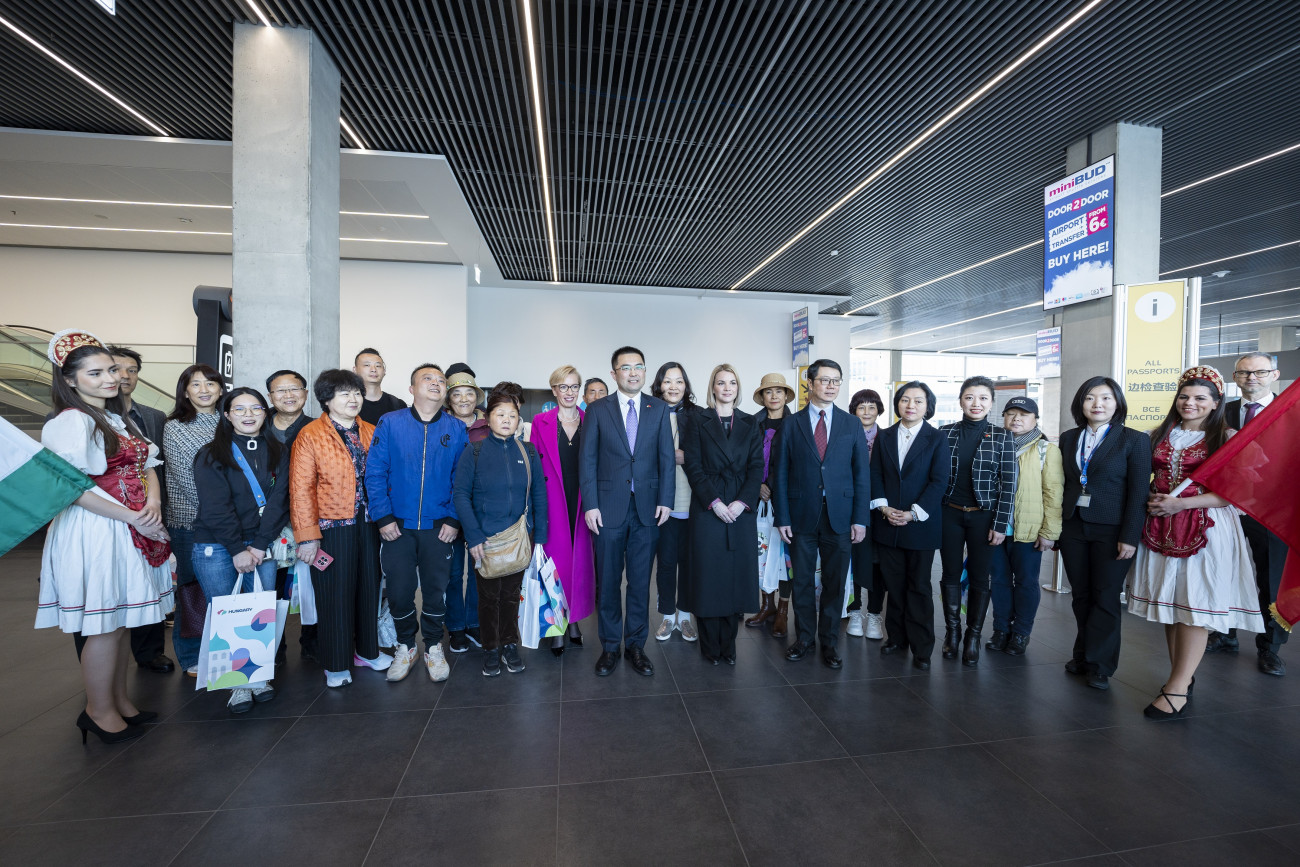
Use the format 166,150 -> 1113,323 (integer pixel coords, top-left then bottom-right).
1205,352 -> 1288,676
774,360 -> 872,669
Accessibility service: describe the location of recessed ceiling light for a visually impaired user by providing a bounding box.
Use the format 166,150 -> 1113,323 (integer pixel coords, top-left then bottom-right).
0,222 -> 447,245
0,14 -> 169,137
1162,142 -> 1300,198
339,237 -> 447,245
829,250 -> 839,257
0,195 -> 428,220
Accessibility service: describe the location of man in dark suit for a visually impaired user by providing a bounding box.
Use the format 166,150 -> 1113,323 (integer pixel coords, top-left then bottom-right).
108,346 -> 174,673
580,346 -> 676,677
1207,351 -> 1288,676
774,359 -> 871,669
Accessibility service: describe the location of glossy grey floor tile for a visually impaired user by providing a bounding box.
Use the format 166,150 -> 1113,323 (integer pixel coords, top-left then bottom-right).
798,677 -> 972,755
558,693 -> 706,784
173,799 -> 389,866
683,684 -> 846,769
372,787 -> 557,867
0,812 -> 210,866
397,701 -> 560,795
1116,830 -> 1296,866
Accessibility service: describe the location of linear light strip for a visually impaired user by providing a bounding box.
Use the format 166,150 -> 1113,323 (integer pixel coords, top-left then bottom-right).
1162,142 -> 1300,198
1160,240 -> 1300,276
0,195 -> 429,219
0,222 -> 447,244
1202,286 -> 1299,306
845,240 -> 1044,316
0,14 -> 169,137
339,116 -> 368,151
855,301 -> 1041,349
936,331 -> 1039,354
243,0 -> 273,27
520,0 -> 559,282
729,0 -> 1106,291
1200,313 -> 1297,332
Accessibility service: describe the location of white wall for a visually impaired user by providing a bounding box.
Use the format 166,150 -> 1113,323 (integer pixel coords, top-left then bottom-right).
1,246 -> 466,398
466,285 -> 850,410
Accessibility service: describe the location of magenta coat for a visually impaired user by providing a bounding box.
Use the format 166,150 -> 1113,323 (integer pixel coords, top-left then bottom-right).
531,408 -> 596,622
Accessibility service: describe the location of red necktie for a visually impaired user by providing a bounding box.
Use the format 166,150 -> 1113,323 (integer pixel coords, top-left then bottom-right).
1244,402 -> 1260,425
815,410 -> 828,461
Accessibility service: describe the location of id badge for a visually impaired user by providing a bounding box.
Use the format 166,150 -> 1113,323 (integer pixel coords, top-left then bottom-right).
1076,493 -> 1092,508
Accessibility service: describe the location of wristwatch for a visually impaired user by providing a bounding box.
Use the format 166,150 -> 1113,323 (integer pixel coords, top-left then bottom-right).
910,508 -> 919,522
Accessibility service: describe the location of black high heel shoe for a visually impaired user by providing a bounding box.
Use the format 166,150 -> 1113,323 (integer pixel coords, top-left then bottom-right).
1143,688 -> 1190,720
122,710 -> 158,726
77,711 -> 145,744
551,635 -> 566,658
567,623 -> 583,647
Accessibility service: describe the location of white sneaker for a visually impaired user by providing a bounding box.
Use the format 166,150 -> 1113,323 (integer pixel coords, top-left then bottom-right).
847,611 -> 865,637
678,615 -> 698,643
354,651 -> 393,671
325,669 -> 352,688
865,612 -> 885,640
387,644 -> 416,682
251,682 -> 276,703
185,665 -> 198,677
227,688 -> 254,713
425,645 -> 450,682
655,615 -> 676,641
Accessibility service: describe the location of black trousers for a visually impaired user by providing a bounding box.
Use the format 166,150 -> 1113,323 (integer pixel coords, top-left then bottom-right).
1242,516 -> 1290,653
789,501 -> 851,649
315,522 -> 382,672
940,507 -> 996,593
130,622 -> 166,663
655,515 -> 691,615
877,544 -> 937,659
698,614 -> 740,659
276,566 -> 318,652
475,570 -> 524,650
846,538 -> 883,614
594,493 -> 659,652
1059,517 -> 1128,676
380,521 -> 453,651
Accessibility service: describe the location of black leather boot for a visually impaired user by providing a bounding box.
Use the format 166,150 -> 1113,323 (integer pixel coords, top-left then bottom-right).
962,586 -> 991,667
940,583 -> 962,660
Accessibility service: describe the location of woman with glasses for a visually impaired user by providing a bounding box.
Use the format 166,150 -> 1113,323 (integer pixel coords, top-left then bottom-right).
192,387 -> 290,713
164,363 -> 225,676
291,369 -> 390,688
532,365 -> 595,656
652,361 -> 700,643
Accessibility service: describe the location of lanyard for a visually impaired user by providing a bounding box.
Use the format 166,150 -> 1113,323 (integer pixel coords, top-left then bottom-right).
1079,425 -> 1110,491
231,445 -> 268,514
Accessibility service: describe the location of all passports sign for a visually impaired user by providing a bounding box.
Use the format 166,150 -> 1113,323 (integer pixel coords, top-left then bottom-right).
1120,280 -> 1188,431
1043,156 -> 1114,310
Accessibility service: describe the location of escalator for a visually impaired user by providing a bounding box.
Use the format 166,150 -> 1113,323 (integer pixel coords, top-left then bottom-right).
0,325 -> 189,437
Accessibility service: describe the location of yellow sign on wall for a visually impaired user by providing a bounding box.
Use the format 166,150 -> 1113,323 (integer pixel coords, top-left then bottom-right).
1122,280 -> 1186,431
796,366 -> 809,410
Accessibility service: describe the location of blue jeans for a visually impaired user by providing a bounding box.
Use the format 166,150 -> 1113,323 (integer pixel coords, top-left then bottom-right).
169,526 -> 201,669
990,540 -> 1043,636
444,536 -> 479,631
192,542 -> 279,602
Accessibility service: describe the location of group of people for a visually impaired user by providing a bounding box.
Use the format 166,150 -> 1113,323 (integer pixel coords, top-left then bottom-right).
32,328 -> 1289,742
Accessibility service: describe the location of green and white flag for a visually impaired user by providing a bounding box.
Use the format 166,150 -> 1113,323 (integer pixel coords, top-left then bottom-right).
0,417 -> 93,556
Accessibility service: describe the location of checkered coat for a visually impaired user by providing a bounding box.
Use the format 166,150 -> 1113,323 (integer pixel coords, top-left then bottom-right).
938,421 -> 1017,535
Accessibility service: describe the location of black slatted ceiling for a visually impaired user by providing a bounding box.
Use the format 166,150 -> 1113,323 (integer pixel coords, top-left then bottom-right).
1,0 -> 1299,355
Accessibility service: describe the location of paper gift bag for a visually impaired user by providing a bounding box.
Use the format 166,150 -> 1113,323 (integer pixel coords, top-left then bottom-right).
196,573 -> 287,692
535,550 -> 569,638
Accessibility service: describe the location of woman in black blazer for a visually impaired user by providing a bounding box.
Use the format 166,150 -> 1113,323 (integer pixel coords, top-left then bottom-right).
870,382 -> 951,670
682,365 -> 765,664
1057,376 -> 1153,690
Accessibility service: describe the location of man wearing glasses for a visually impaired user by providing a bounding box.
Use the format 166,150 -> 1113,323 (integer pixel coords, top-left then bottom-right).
774,359 -> 871,669
265,369 -> 314,447
580,346 -> 676,677
1206,352 -> 1288,676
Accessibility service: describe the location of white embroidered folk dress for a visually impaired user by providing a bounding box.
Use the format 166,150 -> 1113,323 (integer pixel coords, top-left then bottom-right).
36,410 -> 175,635
1127,427 -> 1263,632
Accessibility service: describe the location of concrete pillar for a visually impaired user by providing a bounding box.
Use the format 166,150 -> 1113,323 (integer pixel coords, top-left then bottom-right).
231,23 -> 340,403
1259,326 -> 1297,353
1051,123 -> 1162,435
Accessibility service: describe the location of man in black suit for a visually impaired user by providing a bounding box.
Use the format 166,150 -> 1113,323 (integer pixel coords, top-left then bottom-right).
580,346 -> 676,677
1207,351 -> 1288,676
108,346 -> 174,673
774,360 -> 871,669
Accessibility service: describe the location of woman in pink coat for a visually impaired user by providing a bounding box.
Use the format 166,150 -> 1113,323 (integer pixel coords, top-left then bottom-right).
532,365 -> 596,656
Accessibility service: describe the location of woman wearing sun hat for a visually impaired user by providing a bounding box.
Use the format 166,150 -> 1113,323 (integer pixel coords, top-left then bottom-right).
746,372 -> 796,635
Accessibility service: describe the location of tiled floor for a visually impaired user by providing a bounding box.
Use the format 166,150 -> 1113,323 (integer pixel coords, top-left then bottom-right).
2,535 -> 1298,866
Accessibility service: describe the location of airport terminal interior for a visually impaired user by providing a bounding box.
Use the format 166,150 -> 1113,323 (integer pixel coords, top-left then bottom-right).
2,1 -> 1300,865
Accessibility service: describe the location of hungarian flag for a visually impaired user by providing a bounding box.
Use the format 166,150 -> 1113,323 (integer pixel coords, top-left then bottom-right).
0,417 -> 93,557
1189,379 -> 1300,630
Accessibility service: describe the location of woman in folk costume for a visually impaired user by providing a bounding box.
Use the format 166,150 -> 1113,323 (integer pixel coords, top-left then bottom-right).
37,330 -> 173,743
1128,365 -> 1264,719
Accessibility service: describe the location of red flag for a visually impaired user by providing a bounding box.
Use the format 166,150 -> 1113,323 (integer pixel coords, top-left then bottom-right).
1189,379 -> 1300,630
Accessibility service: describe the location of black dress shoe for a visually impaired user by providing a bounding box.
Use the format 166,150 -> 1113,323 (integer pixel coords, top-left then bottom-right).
1064,658 -> 1086,676
784,640 -> 814,661
722,653 -> 736,666
702,654 -> 720,666
821,646 -> 843,669
138,655 -> 175,674
1003,633 -> 1030,656
595,650 -> 618,676
879,642 -> 905,656
1085,672 -> 1109,690
1205,631 -> 1239,653
985,630 -> 1010,652
1259,649 -> 1287,676
551,635 -> 566,657
122,710 -> 158,726
913,656 -> 930,670
624,646 -> 655,676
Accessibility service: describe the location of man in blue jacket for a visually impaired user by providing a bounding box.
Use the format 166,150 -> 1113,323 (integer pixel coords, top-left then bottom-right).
365,364 -> 467,684
774,359 -> 871,669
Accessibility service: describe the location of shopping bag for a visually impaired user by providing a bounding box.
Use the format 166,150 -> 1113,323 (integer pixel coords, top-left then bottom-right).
377,598 -> 397,648
196,573 -> 287,692
812,554 -> 855,618
535,550 -> 569,637
518,561 -> 546,649
292,561 -> 318,625
756,502 -> 782,593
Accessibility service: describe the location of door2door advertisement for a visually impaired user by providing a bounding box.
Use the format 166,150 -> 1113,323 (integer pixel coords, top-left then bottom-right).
1043,155 -> 1114,310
